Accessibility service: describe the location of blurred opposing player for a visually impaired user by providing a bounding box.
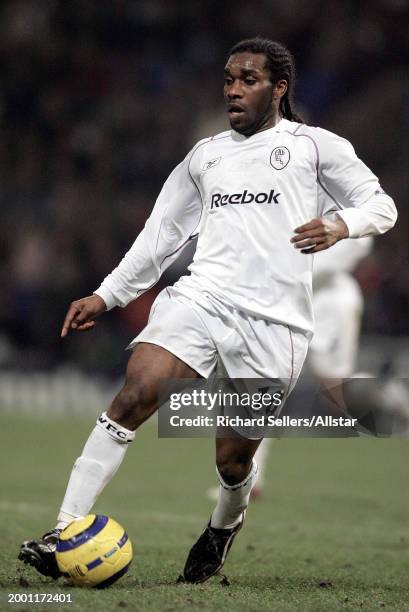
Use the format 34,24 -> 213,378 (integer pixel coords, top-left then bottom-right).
308,237 -> 372,379
247,237 -> 409,497
248,237 -> 372,498
19,37 -> 397,584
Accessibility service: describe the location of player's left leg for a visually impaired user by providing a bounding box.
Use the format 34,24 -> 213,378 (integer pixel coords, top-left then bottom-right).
185,299 -> 308,583
207,434 -> 273,502
183,435 -> 260,583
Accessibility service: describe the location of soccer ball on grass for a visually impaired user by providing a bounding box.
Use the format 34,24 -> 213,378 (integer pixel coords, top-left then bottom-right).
55,515 -> 132,588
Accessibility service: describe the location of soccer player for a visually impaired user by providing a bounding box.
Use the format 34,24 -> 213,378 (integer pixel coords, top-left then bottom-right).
308,237 -> 373,381
308,236 -> 409,433
242,236 -> 373,499
245,237 -> 409,497
19,37 -> 397,584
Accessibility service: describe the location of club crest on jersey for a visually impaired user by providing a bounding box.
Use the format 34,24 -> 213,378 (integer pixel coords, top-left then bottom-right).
270,146 -> 290,170
202,157 -> 221,172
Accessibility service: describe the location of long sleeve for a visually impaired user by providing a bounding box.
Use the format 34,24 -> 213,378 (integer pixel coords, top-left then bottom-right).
94,147 -> 203,310
314,128 -> 397,238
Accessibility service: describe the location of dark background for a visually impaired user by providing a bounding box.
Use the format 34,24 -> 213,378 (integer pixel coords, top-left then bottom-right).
0,0 -> 408,376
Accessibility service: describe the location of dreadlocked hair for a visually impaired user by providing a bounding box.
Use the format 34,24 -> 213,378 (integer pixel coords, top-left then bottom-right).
229,37 -> 304,123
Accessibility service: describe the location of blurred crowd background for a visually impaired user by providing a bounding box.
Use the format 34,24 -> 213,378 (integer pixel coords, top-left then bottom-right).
0,0 -> 408,377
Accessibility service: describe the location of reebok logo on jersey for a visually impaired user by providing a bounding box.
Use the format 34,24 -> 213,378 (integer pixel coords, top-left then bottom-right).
210,189 -> 280,209
202,157 -> 221,172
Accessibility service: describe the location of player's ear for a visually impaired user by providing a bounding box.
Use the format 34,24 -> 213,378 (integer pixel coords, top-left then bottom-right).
273,79 -> 288,100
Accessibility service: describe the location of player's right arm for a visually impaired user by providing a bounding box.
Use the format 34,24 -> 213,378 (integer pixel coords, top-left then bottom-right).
61,143 -> 204,337
61,294 -> 106,338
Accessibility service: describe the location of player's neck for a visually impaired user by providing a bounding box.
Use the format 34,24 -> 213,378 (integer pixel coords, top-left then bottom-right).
256,114 -> 283,134
238,115 -> 283,139
244,113 -> 283,138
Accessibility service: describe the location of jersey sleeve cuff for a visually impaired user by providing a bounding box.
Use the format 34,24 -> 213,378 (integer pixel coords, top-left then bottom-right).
335,209 -> 367,239
93,286 -> 118,311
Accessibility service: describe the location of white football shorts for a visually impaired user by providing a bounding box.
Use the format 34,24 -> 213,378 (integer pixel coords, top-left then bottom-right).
129,285 -> 308,391
308,273 -> 363,378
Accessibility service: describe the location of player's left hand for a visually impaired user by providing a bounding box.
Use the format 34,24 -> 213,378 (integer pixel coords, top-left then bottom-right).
291,217 -> 349,254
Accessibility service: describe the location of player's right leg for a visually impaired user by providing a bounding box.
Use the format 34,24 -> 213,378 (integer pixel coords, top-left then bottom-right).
18,342 -> 200,578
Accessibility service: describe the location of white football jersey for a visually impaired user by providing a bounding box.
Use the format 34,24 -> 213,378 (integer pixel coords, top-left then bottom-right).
95,118 -> 396,335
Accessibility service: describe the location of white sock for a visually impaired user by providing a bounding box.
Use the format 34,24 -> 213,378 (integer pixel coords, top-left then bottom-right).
253,438 -> 273,488
56,412 -> 135,529
210,459 -> 258,530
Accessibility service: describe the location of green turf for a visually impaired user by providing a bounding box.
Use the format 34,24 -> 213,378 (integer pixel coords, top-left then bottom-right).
1,414 -> 409,611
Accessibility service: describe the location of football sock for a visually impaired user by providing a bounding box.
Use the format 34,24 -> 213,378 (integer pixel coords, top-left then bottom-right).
56,412 -> 135,530
210,459 -> 258,530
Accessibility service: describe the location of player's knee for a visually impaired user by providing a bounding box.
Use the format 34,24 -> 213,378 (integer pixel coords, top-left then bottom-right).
108,377 -> 156,427
216,453 -> 253,486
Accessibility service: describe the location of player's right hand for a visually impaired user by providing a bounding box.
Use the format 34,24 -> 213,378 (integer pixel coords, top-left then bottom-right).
61,294 -> 107,338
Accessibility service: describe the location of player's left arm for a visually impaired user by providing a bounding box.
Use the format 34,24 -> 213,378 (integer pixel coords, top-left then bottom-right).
291,216 -> 349,254
291,129 -> 397,254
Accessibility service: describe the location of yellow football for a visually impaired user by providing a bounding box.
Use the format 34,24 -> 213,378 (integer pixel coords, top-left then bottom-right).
55,515 -> 132,588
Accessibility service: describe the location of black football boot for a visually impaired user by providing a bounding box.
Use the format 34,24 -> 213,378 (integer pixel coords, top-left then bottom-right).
183,512 -> 245,583
18,529 -> 62,579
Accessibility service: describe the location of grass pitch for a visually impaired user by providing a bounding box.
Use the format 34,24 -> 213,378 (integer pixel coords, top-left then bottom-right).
0,414 -> 409,611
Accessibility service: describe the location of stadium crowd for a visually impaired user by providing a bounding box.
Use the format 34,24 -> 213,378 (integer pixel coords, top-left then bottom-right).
0,0 -> 408,374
